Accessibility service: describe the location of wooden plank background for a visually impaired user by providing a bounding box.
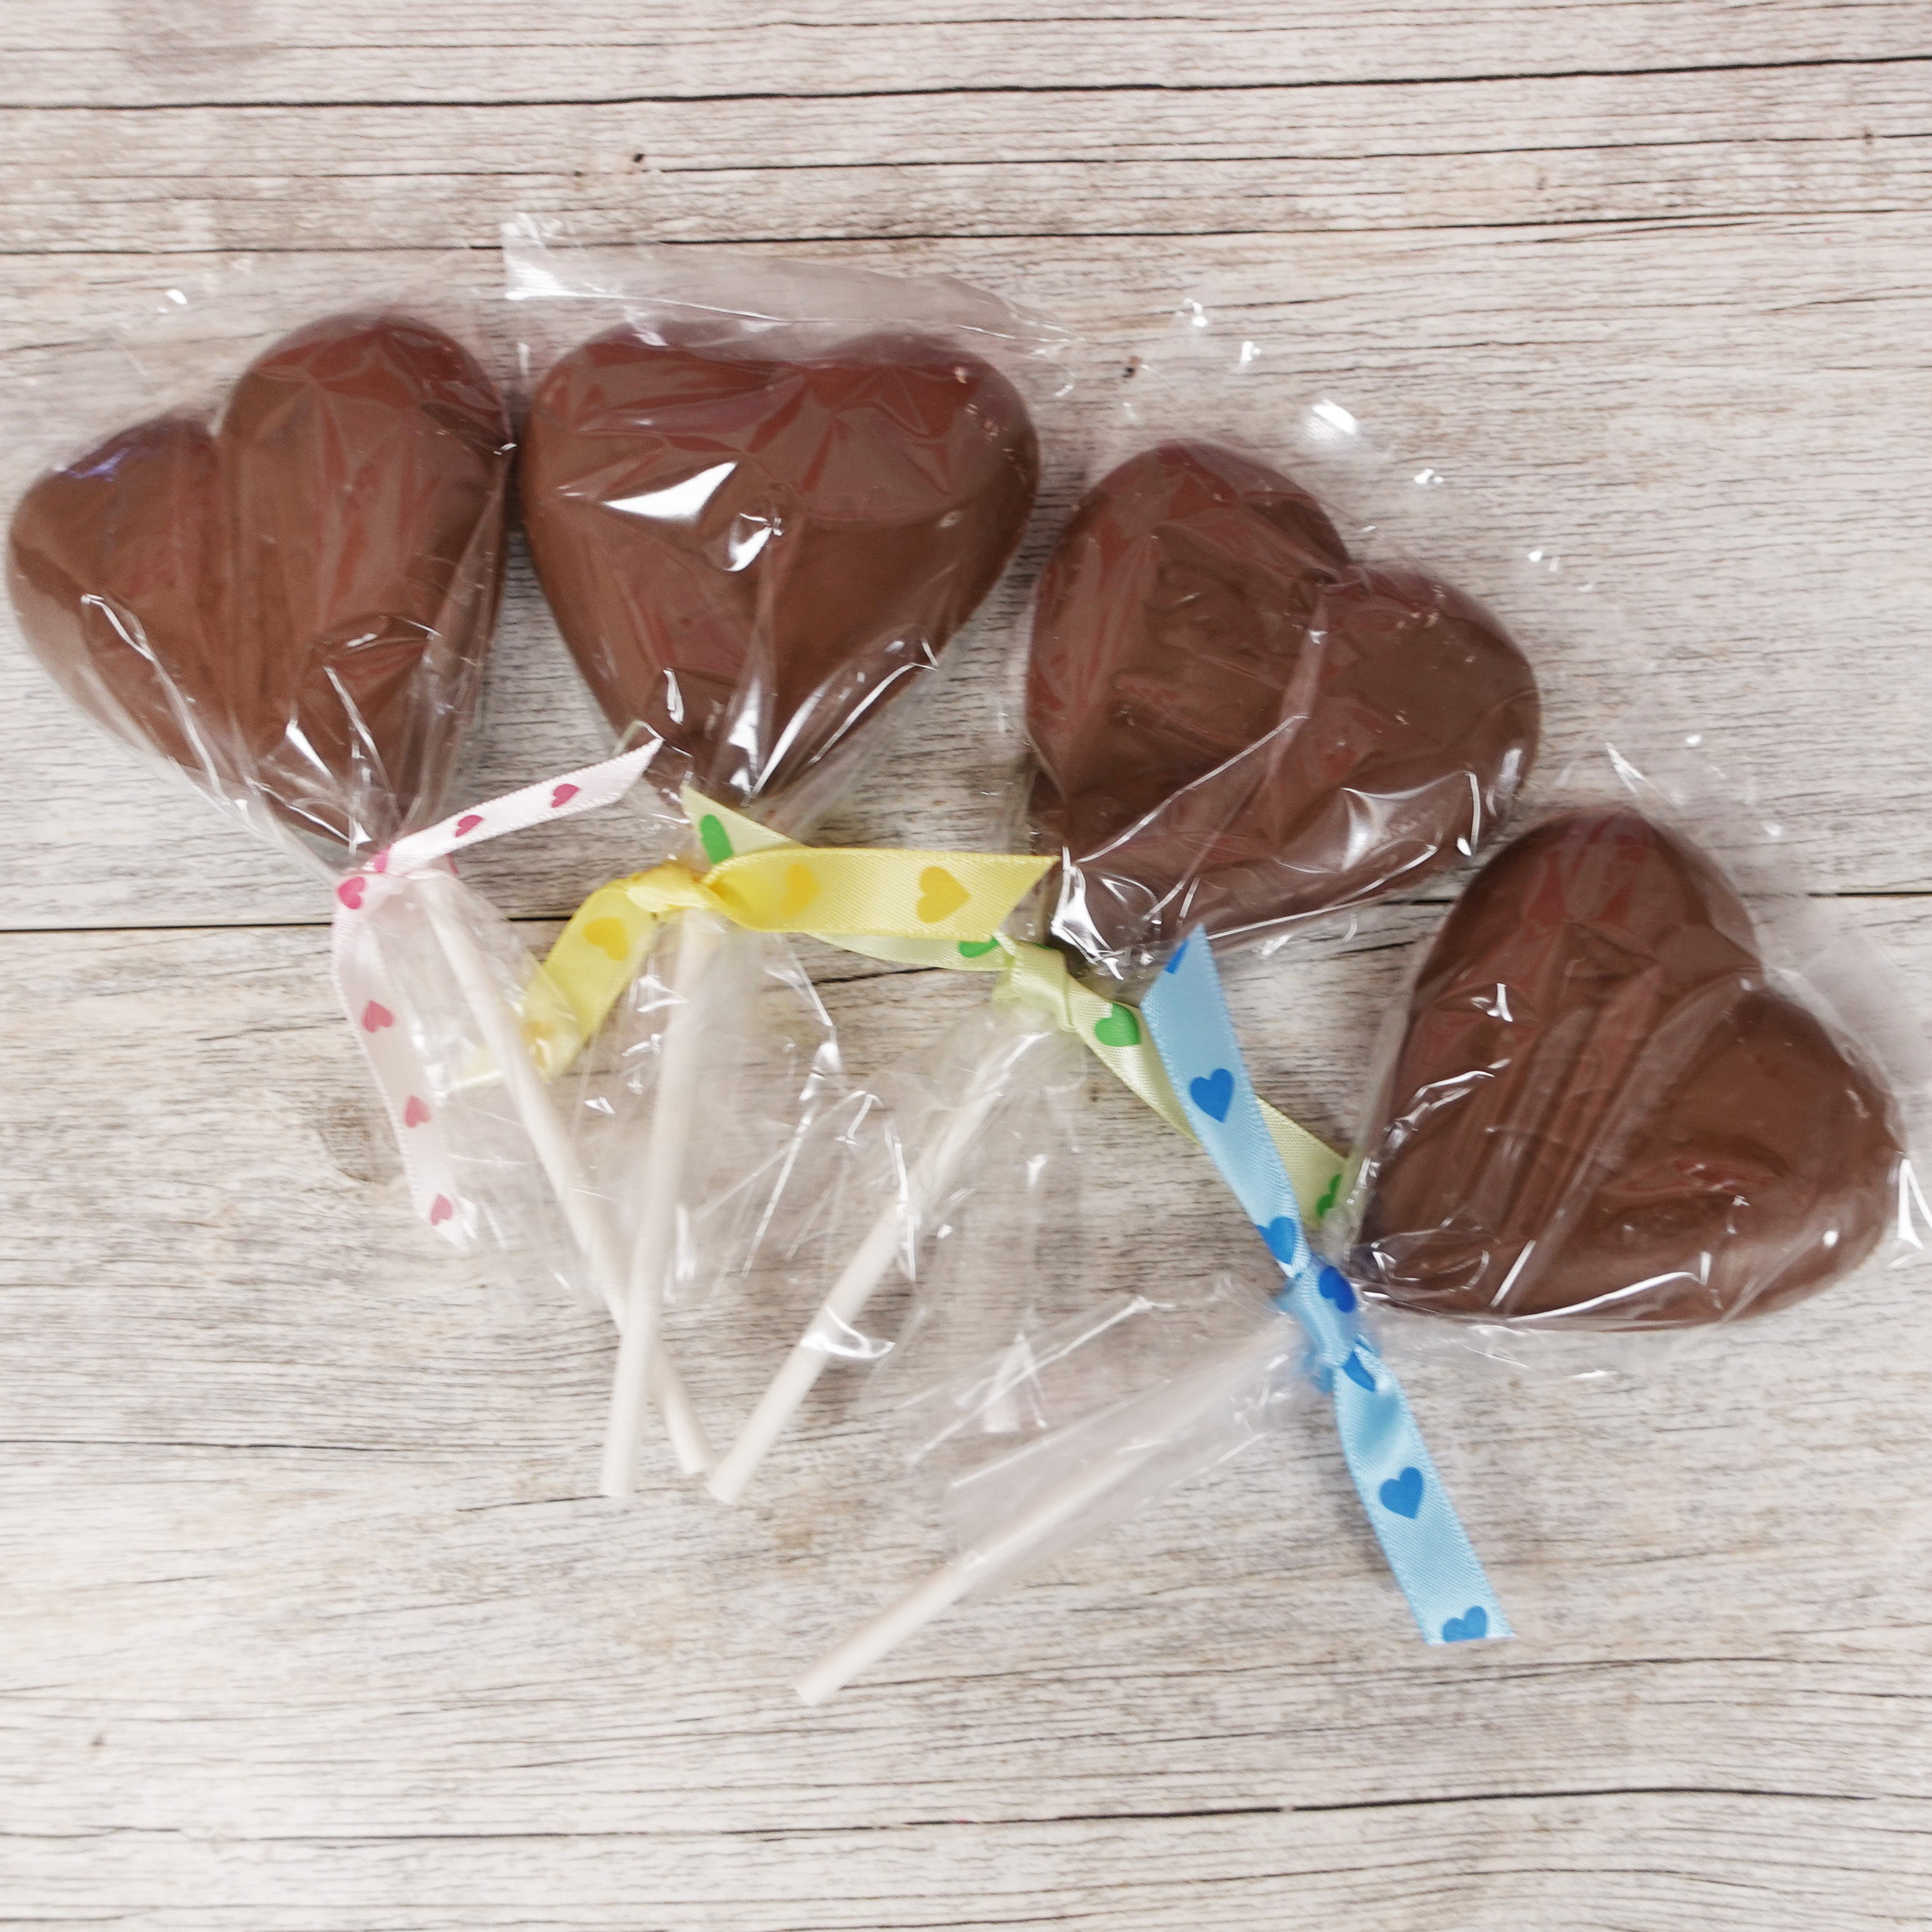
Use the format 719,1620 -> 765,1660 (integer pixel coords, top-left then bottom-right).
3,4 -> 1931,1927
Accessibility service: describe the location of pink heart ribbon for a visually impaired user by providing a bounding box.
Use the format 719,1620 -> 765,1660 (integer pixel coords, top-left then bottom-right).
329,744 -> 660,1241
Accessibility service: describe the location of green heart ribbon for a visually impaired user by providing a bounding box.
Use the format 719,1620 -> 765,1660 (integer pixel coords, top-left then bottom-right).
528,791 -> 1345,1224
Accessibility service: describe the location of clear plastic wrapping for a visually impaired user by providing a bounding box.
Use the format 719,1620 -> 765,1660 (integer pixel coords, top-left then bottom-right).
800,400 -> 1562,1451
793,310 -> 1930,1696
1028,438 -> 1541,982
497,226 -> 1073,1485
505,218 -> 1063,830
569,919 -> 899,1328
887,1276 -> 1304,1568
6,271 -> 513,874
797,1275 -> 1310,1707
0,263 -> 571,1292
1342,729 -> 1928,1341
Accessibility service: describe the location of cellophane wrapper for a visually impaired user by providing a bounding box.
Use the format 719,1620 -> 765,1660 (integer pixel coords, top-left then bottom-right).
494,220 -> 1074,1432
4,258 -> 514,878
1338,722 -> 1931,1372
839,306 -> 1580,1446
885,1275 -> 1311,1594
0,258 -> 586,1288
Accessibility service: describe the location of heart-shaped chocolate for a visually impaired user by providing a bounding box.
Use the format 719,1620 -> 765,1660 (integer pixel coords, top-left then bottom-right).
521,327 -> 1040,807
1026,441 -> 1541,971
1349,807 -> 1903,1327
7,313 -> 511,864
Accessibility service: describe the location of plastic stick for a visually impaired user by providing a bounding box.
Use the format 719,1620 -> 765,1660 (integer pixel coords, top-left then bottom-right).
795,1340 -> 1268,1705
706,1038 -> 1019,1505
602,908 -> 730,1497
419,869 -> 712,1474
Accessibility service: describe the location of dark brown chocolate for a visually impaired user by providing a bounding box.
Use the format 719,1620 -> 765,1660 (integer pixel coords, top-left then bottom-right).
7,313 -> 511,864
1026,441 -> 1541,971
521,328 -> 1040,807
1350,808 -> 1903,1328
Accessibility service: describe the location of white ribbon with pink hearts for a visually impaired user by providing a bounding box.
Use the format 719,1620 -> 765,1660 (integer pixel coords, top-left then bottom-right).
330,744 -> 661,1239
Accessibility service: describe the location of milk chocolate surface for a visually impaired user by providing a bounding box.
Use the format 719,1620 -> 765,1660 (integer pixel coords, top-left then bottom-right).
1351,808 -> 1903,1328
1027,441 -> 1541,971
8,313 -> 510,864
521,328 -> 1040,807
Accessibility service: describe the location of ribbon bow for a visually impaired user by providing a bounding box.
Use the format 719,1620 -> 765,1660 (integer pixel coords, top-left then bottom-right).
1140,927 -> 1511,1646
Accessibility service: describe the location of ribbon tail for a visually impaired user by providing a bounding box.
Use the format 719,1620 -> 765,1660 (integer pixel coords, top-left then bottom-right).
331,874 -> 469,1243
1326,1343 -> 1512,1645
1141,924 -> 1512,1647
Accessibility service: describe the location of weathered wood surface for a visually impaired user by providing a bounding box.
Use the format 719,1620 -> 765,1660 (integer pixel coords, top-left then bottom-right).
3,5 -> 1931,1928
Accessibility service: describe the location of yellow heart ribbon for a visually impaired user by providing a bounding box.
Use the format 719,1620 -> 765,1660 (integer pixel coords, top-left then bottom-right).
523,789 -> 1056,1077
527,792 -> 1346,1225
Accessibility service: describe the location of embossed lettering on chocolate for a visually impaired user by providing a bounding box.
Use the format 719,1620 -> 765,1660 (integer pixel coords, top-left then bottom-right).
521,328 -> 1040,809
1350,807 -> 1905,1327
1026,441 -> 1541,976
6,314 -> 512,865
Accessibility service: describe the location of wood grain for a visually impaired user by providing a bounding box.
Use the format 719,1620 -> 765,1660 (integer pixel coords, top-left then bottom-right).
6,61 -> 1932,252
3,921 -> 1930,1926
4,3 -> 1931,1926
5,0 -> 1931,106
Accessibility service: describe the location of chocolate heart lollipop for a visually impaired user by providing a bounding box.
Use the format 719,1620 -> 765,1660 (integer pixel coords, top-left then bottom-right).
7,313 -> 511,864
1351,807 -> 1904,1328
521,327 -> 1040,807
1027,441 -> 1541,971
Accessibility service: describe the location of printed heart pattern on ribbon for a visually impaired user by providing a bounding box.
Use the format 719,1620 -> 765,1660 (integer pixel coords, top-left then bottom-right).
1351,807 -> 1905,1328
329,744 -> 659,1243
522,329 -> 1038,806
698,814 -> 733,865
1093,1003 -> 1141,1048
1379,1467 -> 1424,1519
916,866 -> 970,924
582,917 -> 631,962
1315,1264 -> 1356,1312
1026,441 -> 1541,967
1188,1067 -> 1234,1123
779,862 -> 821,920
1441,1607 -> 1488,1644
1140,920 -> 1510,1649
8,315 -> 511,864
1257,1216 -> 1296,1264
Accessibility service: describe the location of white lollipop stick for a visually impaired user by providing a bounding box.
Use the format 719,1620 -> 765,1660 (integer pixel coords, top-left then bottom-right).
795,1335 -> 1272,1705
707,1030 -> 1027,1504
602,907 -> 730,1497
418,869 -> 711,1474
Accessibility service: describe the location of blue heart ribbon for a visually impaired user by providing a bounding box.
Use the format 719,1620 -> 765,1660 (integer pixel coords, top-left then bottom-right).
1140,929 -> 1511,1646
